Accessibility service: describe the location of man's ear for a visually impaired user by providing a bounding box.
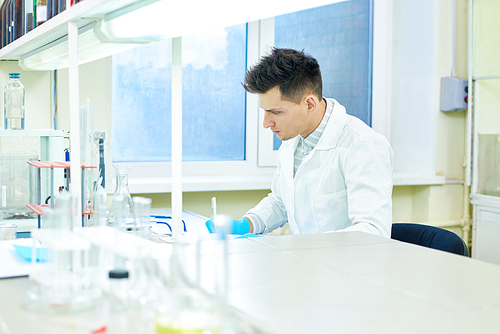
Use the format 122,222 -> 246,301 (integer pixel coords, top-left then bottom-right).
304,94 -> 319,112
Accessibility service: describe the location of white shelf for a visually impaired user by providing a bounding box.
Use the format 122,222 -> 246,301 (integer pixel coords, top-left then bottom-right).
0,0 -> 341,68
0,0 -> 150,61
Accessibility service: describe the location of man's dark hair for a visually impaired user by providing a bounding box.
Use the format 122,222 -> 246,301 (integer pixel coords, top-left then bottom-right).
243,47 -> 323,104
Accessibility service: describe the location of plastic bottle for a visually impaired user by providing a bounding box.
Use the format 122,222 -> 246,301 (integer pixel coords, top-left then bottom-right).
4,73 -> 25,130
108,269 -> 130,311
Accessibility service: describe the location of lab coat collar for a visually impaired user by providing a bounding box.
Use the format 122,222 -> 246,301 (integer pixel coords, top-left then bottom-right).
314,98 -> 346,150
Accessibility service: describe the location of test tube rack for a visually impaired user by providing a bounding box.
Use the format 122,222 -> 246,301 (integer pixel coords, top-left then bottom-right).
26,161 -> 97,228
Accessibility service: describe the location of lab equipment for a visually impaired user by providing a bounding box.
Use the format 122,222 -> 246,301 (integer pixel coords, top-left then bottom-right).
485,135 -> 500,196
0,223 -> 17,240
155,233 -> 219,334
133,197 -> 152,239
4,73 -> 25,130
27,193 -> 102,312
107,269 -> 130,311
0,130 -> 65,233
89,177 -> 107,227
0,152 -> 38,220
150,215 -> 187,235
93,131 -> 109,190
108,163 -> 134,226
212,196 -> 217,217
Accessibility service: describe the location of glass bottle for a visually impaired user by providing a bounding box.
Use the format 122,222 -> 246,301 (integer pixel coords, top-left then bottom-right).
485,135 -> 500,197
4,73 -> 25,130
107,163 -> 134,226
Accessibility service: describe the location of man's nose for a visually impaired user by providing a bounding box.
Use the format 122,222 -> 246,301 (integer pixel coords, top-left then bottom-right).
263,113 -> 275,129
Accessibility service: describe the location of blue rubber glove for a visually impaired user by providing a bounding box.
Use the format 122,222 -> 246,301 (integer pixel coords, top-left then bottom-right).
205,217 -> 251,235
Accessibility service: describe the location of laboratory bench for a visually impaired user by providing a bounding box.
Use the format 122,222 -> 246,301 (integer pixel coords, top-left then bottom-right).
1,231 -> 500,333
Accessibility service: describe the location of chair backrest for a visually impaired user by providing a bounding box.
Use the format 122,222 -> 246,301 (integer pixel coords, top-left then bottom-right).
391,223 -> 469,256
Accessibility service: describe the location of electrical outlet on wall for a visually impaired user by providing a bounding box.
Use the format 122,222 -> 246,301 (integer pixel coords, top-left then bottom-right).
440,76 -> 468,112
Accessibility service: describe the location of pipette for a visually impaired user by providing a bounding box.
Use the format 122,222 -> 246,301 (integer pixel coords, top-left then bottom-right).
211,197 -> 217,218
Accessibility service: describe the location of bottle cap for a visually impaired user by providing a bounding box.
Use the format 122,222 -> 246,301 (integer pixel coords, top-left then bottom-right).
109,269 -> 129,279
8,73 -> 20,78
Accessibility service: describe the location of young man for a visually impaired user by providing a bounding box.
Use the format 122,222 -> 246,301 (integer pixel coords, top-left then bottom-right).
207,48 -> 393,238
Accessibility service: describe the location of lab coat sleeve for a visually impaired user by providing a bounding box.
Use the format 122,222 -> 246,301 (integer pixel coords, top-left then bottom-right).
244,169 -> 288,234
339,134 -> 394,238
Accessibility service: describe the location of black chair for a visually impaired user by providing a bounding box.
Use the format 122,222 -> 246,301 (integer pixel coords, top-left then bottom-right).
391,223 -> 469,256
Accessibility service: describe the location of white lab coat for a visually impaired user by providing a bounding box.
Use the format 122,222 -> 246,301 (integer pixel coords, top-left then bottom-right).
246,99 -> 394,238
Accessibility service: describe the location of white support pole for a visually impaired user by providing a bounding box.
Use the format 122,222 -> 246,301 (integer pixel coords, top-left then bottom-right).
171,37 -> 183,236
68,21 -> 81,229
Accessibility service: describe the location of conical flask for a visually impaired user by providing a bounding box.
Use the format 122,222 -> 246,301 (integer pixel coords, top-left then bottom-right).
485,135 -> 500,197
108,163 -> 134,225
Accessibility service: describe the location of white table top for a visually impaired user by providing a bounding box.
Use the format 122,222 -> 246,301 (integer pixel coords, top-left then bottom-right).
220,232 -> 500,333
1,231 -> 500,333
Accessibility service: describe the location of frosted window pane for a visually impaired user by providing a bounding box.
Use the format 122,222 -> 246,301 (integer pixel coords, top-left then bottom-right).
274,0 -> 372,154
112,24 -> 247,162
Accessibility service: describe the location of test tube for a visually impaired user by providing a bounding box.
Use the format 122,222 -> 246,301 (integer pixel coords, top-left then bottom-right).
133,197 -> 152,239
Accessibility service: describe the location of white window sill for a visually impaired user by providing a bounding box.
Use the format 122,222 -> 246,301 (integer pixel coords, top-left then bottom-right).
128,174 -> 275,194
125,173 -> 445,194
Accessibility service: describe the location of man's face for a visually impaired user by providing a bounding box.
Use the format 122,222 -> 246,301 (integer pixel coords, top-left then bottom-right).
259,87 -> 311,141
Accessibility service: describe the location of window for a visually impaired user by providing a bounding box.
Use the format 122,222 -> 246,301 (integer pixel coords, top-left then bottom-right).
112,24 -> 247,163
110,0 -> 442,192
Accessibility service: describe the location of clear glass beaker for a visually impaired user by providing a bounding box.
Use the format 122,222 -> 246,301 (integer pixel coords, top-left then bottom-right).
0,152 -> 38,220
27,193 -> 102,312
108,163 -> 134,226
0,223 -> 17,240
133,196 -> 152,239
155,234 -> 220,334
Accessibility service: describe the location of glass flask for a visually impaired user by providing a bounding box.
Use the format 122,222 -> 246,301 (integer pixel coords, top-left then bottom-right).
485,135 -> 500,196
108,163 -> 134,226
155,234 -> 220,334
27,192 -> 102,312
4,73 -> 25,130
